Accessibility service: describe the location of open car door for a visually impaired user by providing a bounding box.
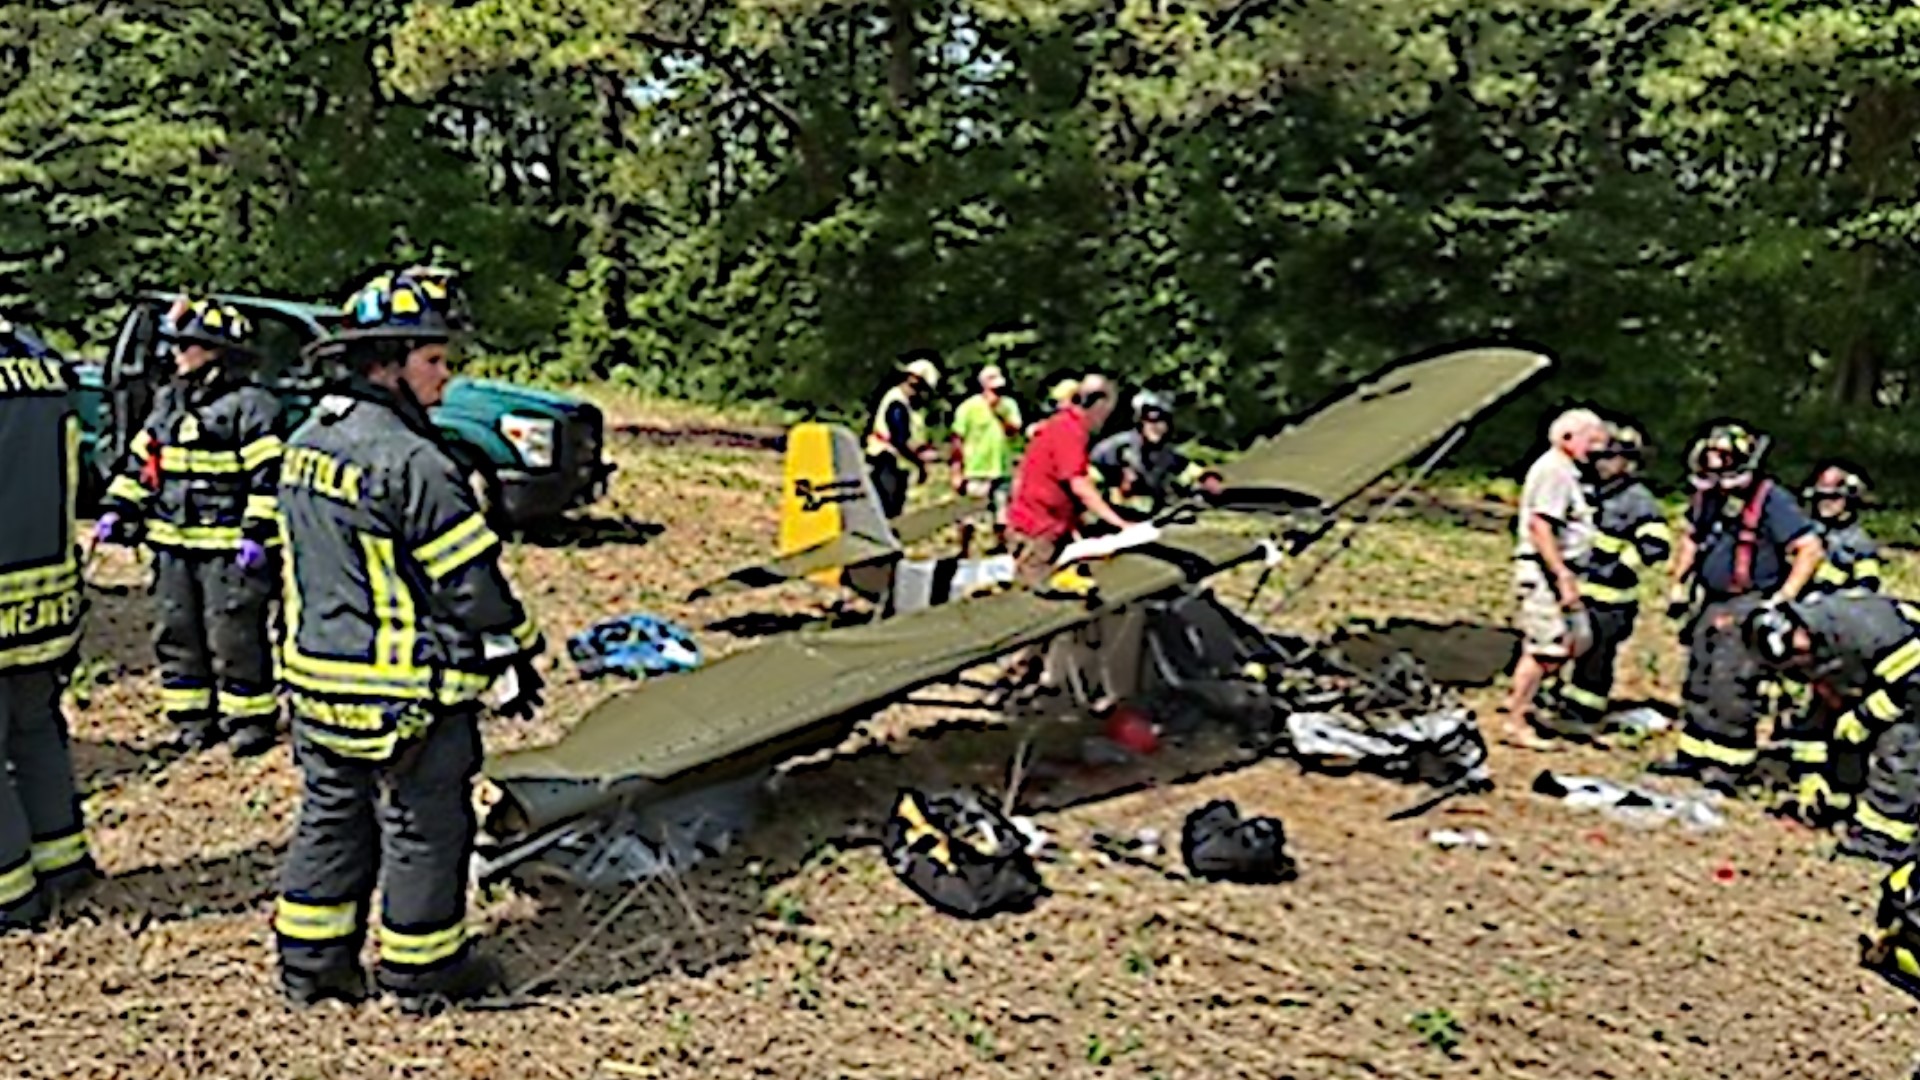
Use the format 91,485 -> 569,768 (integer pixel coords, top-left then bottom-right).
102,301 -> 166,477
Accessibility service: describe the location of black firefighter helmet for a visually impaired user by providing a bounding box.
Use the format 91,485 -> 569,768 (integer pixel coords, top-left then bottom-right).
161,297 -> 255,356
305,265 -> 472,370
1805,464 -> 1869,527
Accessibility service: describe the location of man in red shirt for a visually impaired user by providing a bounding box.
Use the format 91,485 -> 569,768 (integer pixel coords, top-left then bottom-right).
1006,374 -> 1130,588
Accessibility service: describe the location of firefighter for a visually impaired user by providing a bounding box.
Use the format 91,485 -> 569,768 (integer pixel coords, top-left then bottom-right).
865,354 -> 942,519
1804,464 -> 1882,596
1539,423 -> 1671,739
1089,392 -> 1219,520
1652,422 -> 1823,790
1746,595 -> 1920,864
0,317 -> 96,931
1759,465 -> 1884,786
271,267 -> 542,1012
97,297 -> 283,756
1863,853 -> 1920,1004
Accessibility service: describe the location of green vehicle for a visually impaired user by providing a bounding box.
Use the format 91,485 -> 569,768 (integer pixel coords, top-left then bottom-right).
70,292 -> 614,526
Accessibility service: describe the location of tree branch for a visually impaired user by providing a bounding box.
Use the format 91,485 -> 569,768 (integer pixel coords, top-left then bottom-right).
627,26 -> 826,194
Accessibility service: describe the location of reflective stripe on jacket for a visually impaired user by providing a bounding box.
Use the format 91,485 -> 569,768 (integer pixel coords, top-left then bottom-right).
0,356 -> 83,671
865,385 -> 924,462
103,363 -> 283,551
1806,596 -> 1920,749
278,380 -> 537,760
1578,480 -> 1671,607
1810,522 -> 1884,596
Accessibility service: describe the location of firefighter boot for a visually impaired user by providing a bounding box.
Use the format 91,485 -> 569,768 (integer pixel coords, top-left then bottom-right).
167,716 -> 224,755
283,965 -> 370,1010
40,857 -> 103,909
224,717 -> 278,759
386,953 -> 507,1016
0,890 -> 46,936
1862,930 -> 1920,1002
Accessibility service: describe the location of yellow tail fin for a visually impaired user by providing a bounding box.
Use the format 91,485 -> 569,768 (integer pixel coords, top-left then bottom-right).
780,422 -> 897,586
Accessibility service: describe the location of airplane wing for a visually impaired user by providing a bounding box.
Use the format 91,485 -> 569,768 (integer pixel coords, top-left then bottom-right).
688,532 -> 896,599
486,344 -> 1549,839
490,523 -> 1263,835
892,496 -> 987,544
687,496 -> 987,600
1209,346 -> 1550,512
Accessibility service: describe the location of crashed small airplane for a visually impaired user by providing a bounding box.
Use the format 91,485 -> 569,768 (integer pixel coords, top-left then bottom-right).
688,422 -> 1009,614
476,344 -> 1551,883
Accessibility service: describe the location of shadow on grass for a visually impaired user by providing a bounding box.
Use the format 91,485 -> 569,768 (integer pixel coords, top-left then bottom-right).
492,698 -> 1291,1000
704,606 -> 872,640
76,584 -> 157,677
51,841 -> 282,933
609,423 -> 785,453
1329,617 -> 1521,687
69,737 -> 191,795
514,514 -> 666,550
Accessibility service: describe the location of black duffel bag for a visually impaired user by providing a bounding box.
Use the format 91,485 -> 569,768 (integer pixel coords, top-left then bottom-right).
1181,799 -> 1296,883
883,788 -> 1046,919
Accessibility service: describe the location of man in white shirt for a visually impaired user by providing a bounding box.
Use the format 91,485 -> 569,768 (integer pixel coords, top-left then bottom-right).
1501,408 -> 1608,742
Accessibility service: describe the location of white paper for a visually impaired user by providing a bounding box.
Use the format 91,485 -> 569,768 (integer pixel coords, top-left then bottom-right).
1057,523 -> 1163,566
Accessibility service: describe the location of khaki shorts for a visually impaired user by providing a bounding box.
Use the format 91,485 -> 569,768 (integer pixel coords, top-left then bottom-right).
962,477 -> 1011,526
1514,563 -> 1572,659
1009,531 -> 1060,589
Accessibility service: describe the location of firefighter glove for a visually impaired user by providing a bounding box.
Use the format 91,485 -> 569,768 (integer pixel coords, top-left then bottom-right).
492,657 -> 545,721
93,513 -> 136,545
235,539 -> 268,571
1796,772 -> 1835,814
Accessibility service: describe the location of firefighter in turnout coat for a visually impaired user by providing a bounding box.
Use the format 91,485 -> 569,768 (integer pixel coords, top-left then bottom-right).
1748,600 -> 1920,1002
1540,424 -> 1671,738
98,298 -> 284,756
272,268 -> 543,1012
0,318 -> 97,930
1654,423 -> 1823,790
1803,465 -> 1883,598
1762,465 -> 1884,791
1747,595 -> 1920,864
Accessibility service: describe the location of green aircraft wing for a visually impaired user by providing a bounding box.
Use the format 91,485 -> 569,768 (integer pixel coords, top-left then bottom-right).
687,496 -> 986,600
490,523 -> 1263,833
486,344 -> 1549,838
1209,345 -> 1551,511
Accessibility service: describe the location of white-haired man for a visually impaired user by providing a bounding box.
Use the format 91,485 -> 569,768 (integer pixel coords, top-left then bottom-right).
1501,408 -> 1609,742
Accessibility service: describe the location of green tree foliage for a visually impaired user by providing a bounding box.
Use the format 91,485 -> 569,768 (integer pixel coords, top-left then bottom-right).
8,0 -> 1920,495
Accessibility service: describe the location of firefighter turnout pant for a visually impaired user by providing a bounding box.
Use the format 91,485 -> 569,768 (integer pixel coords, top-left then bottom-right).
1867,858 -> 1920,999
0,670 -> 90,926
1839,717 -> 1920,866
1769,684 -> 1857,824
275,709 -> 481,992
1677,595 -> 1768,775
153,549 -> 277,739
1548,602 -> 1636,735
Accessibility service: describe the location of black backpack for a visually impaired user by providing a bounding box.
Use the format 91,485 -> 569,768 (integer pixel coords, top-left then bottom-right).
883,789 -> 1046,919
1181,799 -> 1296,883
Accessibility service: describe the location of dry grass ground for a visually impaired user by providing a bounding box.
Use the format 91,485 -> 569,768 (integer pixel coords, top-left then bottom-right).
5,393 -> 1918,1078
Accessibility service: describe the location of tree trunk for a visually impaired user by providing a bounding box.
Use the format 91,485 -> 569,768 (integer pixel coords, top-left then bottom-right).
887,0 -> 915,113
1828,85 -> 1920,406
1833,329 -> 1882,406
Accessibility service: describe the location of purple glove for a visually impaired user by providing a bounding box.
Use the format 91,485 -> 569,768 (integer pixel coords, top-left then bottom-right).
93,513 -> 123,544
235,539 -> 268,571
